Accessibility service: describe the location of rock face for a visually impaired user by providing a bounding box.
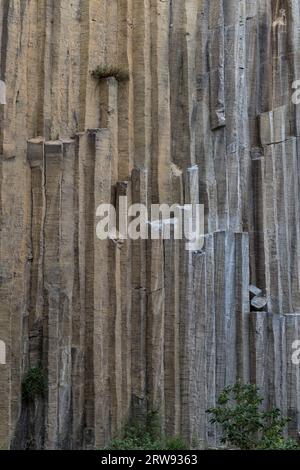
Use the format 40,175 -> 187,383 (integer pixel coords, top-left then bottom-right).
1,0 -> 300,449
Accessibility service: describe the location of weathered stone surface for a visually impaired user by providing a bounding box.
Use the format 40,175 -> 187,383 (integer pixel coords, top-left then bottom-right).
1,0 -> 300,450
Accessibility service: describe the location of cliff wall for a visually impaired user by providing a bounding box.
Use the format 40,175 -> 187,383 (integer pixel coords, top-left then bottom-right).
0,0 -> 300,449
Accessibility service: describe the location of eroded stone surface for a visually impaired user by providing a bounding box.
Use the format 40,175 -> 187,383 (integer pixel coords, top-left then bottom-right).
1,0 -> 300,449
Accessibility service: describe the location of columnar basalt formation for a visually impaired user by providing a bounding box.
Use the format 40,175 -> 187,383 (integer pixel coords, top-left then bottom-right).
1,0 -> 300,449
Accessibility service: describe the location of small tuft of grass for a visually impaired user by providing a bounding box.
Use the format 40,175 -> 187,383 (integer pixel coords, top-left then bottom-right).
22,365 -> 46,402
91,65 -> 129,82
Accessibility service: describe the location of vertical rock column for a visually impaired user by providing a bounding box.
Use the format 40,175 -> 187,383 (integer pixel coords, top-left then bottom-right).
27,138 -> 45,338
131,168 -> 148,421
147,233 -> 165,416
117,0 -> 134,180
204,234 -> 216,449
93,129 -> 113,447
214,232 -> 237,397
208,0 -> 228,231
58,140 -> 76,448
150,0 -> 172,203
132,0 -> 152,172
235,233 -> 250,383
267,313 -> 287,414
26,138 -> 46,449
116,181 -> 132,424
71,134 -> 86,448
163,229 -> 182,437
44,141 -> 63,449
180,166 -> 199,441
250,312 -> 269,408
192,251 -> 207,448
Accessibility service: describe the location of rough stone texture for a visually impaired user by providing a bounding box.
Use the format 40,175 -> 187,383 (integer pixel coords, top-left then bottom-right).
1,0 -> 300,449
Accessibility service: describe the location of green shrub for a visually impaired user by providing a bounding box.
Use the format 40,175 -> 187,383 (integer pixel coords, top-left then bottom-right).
91,65 -> 129,82
164,436 -> 190,450
207,382 -> 299,450
106,409 -> 189,450
22,365 -> 46,402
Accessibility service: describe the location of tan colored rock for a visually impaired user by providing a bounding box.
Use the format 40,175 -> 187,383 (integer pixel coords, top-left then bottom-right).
1,0 -> 300,450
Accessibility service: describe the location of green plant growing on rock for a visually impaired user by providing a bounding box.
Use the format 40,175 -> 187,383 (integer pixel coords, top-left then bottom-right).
207,382 -> 299,450
106,409 -> 188,450
91,65 -> 129,82
22,365 -> 46,402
